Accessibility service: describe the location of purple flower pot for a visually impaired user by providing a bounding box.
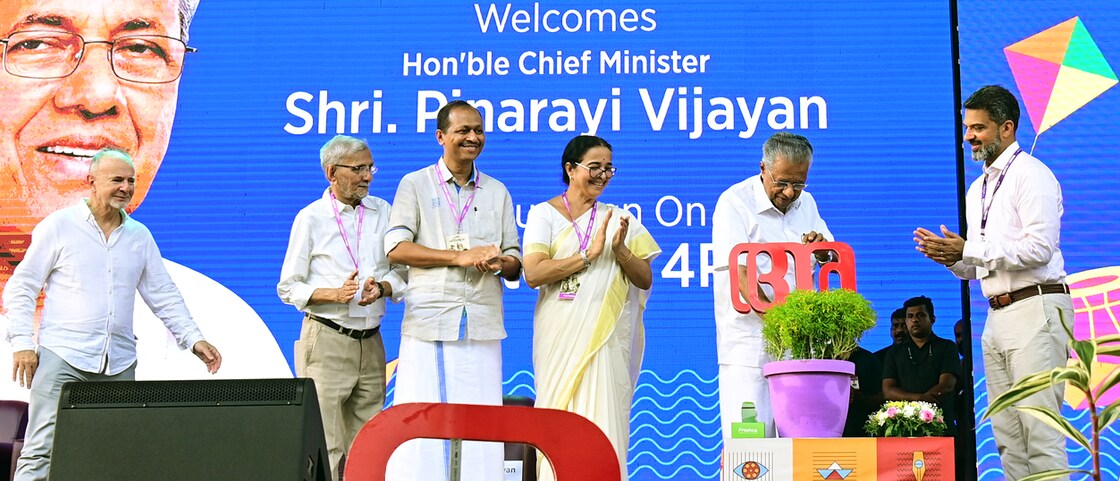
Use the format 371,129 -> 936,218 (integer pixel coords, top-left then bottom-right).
762,359 -> 855,438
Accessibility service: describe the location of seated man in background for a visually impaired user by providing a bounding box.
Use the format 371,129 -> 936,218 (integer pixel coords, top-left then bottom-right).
873,307 -> 909,366
843,345 -> 883,437
882,296 -> 960,433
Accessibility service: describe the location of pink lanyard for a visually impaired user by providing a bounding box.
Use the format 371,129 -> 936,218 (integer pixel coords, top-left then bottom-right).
329,191 -> 364,270
980,148 -> 1022,238
561,193 -> 597,252
434,165 -> 478,233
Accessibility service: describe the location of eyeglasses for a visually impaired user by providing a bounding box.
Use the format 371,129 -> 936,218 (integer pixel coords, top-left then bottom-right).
575,163 -> 617,179
766,170 -> 807,191
335,164 -> 377,175
0,31 -> 195,84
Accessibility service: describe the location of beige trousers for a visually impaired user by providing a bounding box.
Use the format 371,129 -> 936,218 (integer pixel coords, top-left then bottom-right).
982,293 -> 1072,481
296,318 -> 386,481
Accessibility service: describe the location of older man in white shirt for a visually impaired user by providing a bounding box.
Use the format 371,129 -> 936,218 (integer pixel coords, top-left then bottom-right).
916,85 -> 1072,481
278,135 -> 405,481
2,149 -> 221,481
383,101 -> 521,481
711,132 -> 833,439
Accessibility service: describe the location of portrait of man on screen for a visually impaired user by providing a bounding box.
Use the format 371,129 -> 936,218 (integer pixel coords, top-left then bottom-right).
0,0 -> 291,399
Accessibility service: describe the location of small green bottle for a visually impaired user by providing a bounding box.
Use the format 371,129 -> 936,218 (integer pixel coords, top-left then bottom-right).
741,401 -> 757,423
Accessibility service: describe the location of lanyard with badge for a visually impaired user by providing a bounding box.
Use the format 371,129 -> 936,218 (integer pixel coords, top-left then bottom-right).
979,148 -> 1022,240
558,193 -> 597,300
975,148 -> 1021,279
330,191 -> 369,316
434,165 -> 478,251
329,191 -> 364,269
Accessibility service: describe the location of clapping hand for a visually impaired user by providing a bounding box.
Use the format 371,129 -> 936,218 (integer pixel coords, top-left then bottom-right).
914,225 -> 965,266
358,277 -> 382,305
336,271 -> 360,304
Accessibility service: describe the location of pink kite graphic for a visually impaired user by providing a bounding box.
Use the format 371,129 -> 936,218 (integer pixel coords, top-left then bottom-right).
1004,17 -> 1117,148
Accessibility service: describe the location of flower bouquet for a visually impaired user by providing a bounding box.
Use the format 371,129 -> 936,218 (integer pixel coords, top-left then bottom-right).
864,400 -> 947,437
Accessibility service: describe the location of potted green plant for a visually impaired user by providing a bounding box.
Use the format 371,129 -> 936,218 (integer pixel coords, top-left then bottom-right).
761,288 -> 877,437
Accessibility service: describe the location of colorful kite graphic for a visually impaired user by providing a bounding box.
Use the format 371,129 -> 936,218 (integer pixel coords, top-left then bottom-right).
1004,17 -> 1117,140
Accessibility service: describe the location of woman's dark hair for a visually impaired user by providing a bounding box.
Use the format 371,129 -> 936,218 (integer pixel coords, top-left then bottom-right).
561,135 -> 612,185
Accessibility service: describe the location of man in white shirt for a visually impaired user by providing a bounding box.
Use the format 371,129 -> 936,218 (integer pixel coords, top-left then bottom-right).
384,101 -> 521,481
0,0 -> 290,401
711,132 -> 833,439
916,85 -> 1071,480
2,149 -> 221,481
277,135 -> 405,480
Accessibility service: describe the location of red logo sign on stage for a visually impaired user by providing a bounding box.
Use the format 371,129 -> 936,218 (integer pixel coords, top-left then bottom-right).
729,242 -> 856,314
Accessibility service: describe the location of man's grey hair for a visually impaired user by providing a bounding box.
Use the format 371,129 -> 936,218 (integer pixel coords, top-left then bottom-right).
762,132 -> 814,168
89,148 -> 135,174
180,0 -> 200,42
320,135 -> 371,174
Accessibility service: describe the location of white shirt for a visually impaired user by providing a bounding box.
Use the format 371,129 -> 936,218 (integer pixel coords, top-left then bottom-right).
2,200 -> 204,375
711,175 -> 832,366
385,158 -> 522,341
949,141 -> 1066,297
278,190 -> 405,330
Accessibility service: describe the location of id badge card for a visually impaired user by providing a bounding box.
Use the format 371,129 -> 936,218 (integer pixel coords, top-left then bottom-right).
447,233 -> 470,252
558,273 -> 581,300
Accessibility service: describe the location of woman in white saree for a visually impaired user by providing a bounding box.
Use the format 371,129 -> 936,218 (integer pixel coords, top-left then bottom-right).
522,135 -> 661,481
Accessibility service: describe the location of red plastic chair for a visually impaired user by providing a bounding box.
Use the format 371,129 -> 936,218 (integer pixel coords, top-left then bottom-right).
344,402 -> 620,481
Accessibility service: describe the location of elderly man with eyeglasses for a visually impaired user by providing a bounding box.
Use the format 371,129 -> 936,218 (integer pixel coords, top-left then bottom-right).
278,135 -> 406,481
0,0 -> 291,400
711,132 -> 835,440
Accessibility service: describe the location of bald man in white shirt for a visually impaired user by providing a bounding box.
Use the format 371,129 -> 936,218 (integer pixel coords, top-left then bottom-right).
2,149 -> 220,481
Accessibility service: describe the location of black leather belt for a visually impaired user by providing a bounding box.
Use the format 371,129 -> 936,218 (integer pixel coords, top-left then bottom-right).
305,314 -> 379,340
988,283 -> 1070,310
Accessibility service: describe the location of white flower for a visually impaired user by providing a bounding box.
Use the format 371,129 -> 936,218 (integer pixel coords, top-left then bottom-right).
876,412 -> 888,424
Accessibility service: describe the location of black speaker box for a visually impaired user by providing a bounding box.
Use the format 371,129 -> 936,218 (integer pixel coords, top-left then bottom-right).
48,378 -> 329,481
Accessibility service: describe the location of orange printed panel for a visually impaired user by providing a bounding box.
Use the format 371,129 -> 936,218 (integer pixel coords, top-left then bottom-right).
874,437 -> 954,481
792,438 -> 877,481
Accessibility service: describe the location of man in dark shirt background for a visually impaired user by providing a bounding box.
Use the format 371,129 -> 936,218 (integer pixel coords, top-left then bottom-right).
882,296 -> 961,433
843,345 -> 883,437
874,307 -> 910,366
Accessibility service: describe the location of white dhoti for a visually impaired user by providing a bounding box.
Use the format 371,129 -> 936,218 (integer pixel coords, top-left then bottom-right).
385,335 -> 503,481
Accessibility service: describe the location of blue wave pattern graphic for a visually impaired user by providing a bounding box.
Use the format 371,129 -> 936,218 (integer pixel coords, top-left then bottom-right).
501,368 -> 724,480
391,369 -> 1120,480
